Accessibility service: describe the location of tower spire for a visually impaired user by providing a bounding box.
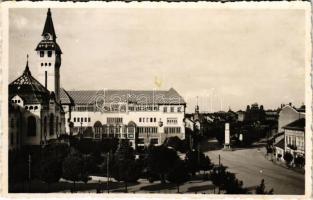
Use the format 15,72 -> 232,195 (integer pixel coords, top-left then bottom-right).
42,8 -> 56,40
23,54 -> 31,75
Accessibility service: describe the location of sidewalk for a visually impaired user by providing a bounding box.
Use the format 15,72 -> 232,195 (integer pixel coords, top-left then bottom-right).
258,146 -> 305,175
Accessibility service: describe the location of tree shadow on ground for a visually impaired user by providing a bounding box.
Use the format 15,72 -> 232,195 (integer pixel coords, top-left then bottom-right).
188,174 -> 210,182
10,180 -> 121,193
187,184 -> 215,193
200,140 -> 223,152
140,182 -> 176,191
229,143 -> 266,151
245,185 -> 258,193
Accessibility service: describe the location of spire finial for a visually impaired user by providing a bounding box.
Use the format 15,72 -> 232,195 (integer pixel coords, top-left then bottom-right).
47,8 -> 51,16
26,54 -> 29,67
24,54 -> 31,75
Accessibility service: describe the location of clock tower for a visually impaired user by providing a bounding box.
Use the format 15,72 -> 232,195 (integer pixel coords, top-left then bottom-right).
36,8 -> 62,103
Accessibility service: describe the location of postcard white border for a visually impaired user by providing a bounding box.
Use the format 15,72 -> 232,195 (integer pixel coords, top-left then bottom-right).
0,1 -> 311,200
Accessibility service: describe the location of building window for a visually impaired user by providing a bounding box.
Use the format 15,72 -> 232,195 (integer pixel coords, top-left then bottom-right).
143,118 -> 145,122
170,107 -> 174,112
77,118 -> 80,122
138,138 -> 144,144
27,116 -> 36,136
164,127 -> 181,134
48,51 -> 52,57
34,106 -> 38,110
29,106 -> 33,110
177,107 -> 182,112
150,138 -> 158,145
107,117 -> 123,124
138,127 -> 158,134
41,63 -> 44,66
81,117 -> 83,122
88,117 -> 91,122
139,118 -> 142,122
49,63 -> 51,66
25,106 -> 28,110
163,107 -> 167,113
85,117 -> 87,122
40,51 -> 44,57
45,63 -> 47,66
74,117 -> 76,122
154,118 -> 156,122
94,121 -> 102,135
150,118 -> 153,122
167,118 -> 178,124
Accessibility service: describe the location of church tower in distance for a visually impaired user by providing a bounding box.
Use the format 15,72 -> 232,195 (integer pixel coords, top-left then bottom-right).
35,8 -> 62,103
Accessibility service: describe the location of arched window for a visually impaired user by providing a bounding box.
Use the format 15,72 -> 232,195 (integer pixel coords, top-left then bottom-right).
27,116 -> 36,136
49,114 -> 54,136
94,121 -> 102,134
34,106 -> 38,110
29,106 -> 33,110
94,121 -> 102,139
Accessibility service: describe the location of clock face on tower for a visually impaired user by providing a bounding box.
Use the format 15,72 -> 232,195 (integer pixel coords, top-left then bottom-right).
44,33 -> 50,40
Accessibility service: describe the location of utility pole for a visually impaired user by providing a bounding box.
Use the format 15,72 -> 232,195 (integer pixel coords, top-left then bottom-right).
28,154 -> 31,192
107,152 -> 109,193
218,154 -> 221,166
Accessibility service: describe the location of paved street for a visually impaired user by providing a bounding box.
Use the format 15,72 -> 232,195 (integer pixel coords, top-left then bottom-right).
205,140 -> 305,194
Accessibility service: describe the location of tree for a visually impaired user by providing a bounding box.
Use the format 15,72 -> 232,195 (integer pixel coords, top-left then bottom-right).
283,152 -> 293,167
255,179 -> 274,194
222,171 -> 248,194
110,139 -> 141,192
39,154 -> 62,191
200,156 -> 213,174
166,160 -> 189,193
114,139 -> 135,161
111,159 -> 142,192
147,145 -> 179,183
62,149 -> 84,191
37,143 -> 70,191
210,165 -> 228,193
185,150 -> 201,175
185,150 -> 212,175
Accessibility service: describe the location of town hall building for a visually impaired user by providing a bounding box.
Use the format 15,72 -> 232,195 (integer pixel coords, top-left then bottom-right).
9,9 -> 186,150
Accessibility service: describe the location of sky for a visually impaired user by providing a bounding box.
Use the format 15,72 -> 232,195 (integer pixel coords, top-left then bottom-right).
9,7 -> 307,113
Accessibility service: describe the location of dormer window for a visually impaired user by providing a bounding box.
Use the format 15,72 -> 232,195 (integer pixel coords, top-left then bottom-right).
48,51 -> 52,57
40,51 -> 44,57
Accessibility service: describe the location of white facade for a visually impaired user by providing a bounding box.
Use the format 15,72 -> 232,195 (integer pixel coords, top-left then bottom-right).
65,101 -> 185,149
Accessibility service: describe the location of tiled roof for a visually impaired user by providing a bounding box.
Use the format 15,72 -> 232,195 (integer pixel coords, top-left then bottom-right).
274,138 -> 285,149
60,88 -> 75,105
9,60 -> 50,104
283,118 -> 305,131
35,40 -> 62,54
62,88 -> 185,105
